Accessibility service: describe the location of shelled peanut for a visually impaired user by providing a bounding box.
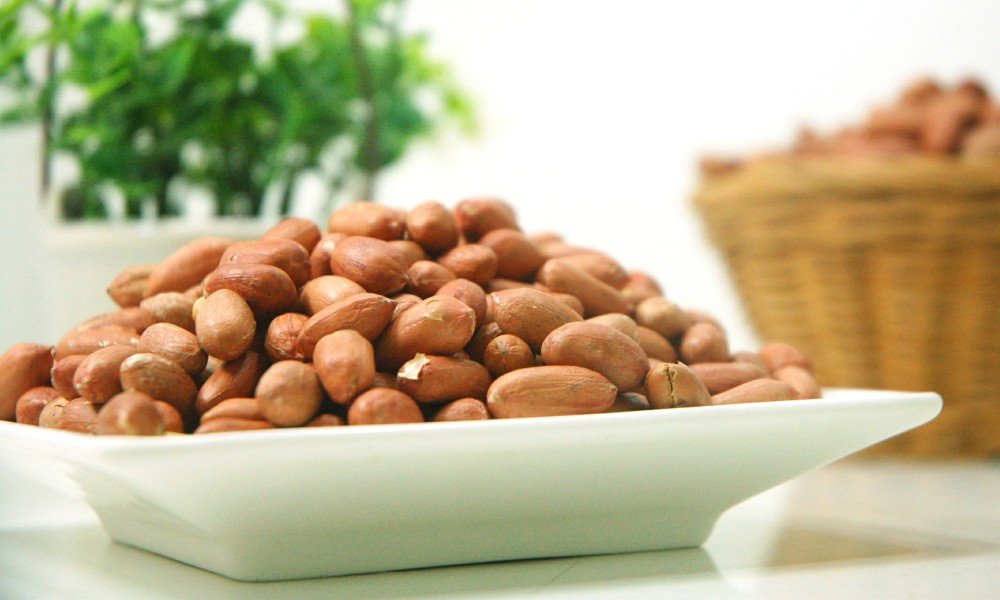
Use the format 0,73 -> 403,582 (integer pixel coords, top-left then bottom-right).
0,198 -> 821,435
701,77 -> 1000,174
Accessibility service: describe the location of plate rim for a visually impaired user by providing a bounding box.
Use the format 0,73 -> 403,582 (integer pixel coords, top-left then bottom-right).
0,388 -> 942,455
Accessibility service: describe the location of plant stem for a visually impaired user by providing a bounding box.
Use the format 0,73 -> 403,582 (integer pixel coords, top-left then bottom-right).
40,0 -> 65,205
345,0 -> 380,200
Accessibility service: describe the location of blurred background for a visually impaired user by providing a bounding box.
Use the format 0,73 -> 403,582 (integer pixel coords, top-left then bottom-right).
1,1 -> 998,452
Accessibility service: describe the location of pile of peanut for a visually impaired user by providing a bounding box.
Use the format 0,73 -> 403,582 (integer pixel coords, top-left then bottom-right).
0,199 -> 820,435
703,77 -> 1000,174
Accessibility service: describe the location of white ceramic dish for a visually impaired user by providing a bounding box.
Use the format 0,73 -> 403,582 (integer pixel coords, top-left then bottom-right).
0,388 -> 940,581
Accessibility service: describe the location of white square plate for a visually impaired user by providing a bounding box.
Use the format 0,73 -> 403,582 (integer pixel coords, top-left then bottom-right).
0,389 -> 940,581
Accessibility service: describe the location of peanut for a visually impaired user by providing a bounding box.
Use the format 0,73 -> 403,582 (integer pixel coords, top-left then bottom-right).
327,201 -> 405,240
397,354 -> 492,403
195,290 -> 256,361
329,236 -> 409,296
73,344 -> 140,404
405,201 -> 459,254
0,343 -> 55,420
257,361 -> 324,427
483,334 -> 536,378
436,244 -> 499,286
490,287 -> 582,351
139,323 -> 207,376
487,366 -> 616,418
347,388 -> 424,425
645,362 -> 711,409
433,398 -> 490,422
262,216 -> 322,253
541,322 -> 649,391
97,392 -> 165,436
15,387 -> 61,425
314,330 -> 375,405
711,379 -> 797,405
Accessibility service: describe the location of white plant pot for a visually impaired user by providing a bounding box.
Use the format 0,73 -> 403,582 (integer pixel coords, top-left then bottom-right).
39,219 -> 268,343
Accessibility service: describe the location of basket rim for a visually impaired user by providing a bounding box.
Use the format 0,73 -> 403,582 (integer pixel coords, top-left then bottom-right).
694,155 -> 1000,207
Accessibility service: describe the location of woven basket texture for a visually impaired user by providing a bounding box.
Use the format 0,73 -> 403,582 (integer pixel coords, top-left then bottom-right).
693,157 -> 1000,456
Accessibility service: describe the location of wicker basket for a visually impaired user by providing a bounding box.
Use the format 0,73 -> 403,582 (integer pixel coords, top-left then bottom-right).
693,156 -> 1000,457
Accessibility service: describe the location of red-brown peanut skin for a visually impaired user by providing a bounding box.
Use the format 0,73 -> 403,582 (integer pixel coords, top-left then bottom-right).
145,237 -> 232,297
262,216 -> 322,253
548,293 -> 585,318
483,334 -> 535,378
486,366 -> 617,419
490,288 -> 582,352
436,244 -> 498,286
96,392 -> 165,436
15,387 -> 61,425
51,355 -> 86,399
759,342 -> 815,373
465,322 -> 502,363
689,362 -> 768,395
314,330 -> 376,405
196,351 -> 266,414
329,236 -> 409,296
307,413 -> 346,427
138,323 -> 207,376
433,398 -> 490,422
772,366 -> 822,400
645,362 -> 711,409
621,271 -> 663,306
478,229 -> 545,281
396,355 -> 492,404
454,198 -> 519,241
536,259 -> 630,317
299,276 -> 365,315
195,290 -> 256,361
678,323 -> 730,364
140,292 -> 196,332
634,297 -> 690,340
554,252 -> 629,289
74,307 -> 149,334
0,343 -> 56,421
540,322 -> 649,391
405,201 -> 459,254
327,201 -> 405,240
405,261 -> 456,298
204,263 -> 298,318
195,418 -> 276,434
310,233 -> 347,279
107,264 -> 155,308
73,344 -> 140,404
60,398 -> 100,434
607,392 -> 650,413
586,313 -> 639,342
219,239 -> 311,287
297,293 -> 395,358
154,400 -> 185,433
119,353 -> 198,415
201,397 -> 265,423
54,327 -> 139,361
38,398 -> 69,429
436,279 -> 488,326
389,240 -> 428,267
264,313 -> 309,362
375,296 -> 477,370
635,327 -> 677,362
256,361 -> 324,427
347,388 -> 424,425
710,379 -> 797,406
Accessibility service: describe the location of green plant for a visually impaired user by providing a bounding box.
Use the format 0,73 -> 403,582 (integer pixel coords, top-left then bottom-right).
0,0 -> 474,219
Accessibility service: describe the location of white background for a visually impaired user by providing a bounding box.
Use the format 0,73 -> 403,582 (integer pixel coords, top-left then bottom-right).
2,0 -> 1000,348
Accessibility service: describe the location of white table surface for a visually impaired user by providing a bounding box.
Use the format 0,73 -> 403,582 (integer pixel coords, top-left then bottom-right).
1,459 -> 997,599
